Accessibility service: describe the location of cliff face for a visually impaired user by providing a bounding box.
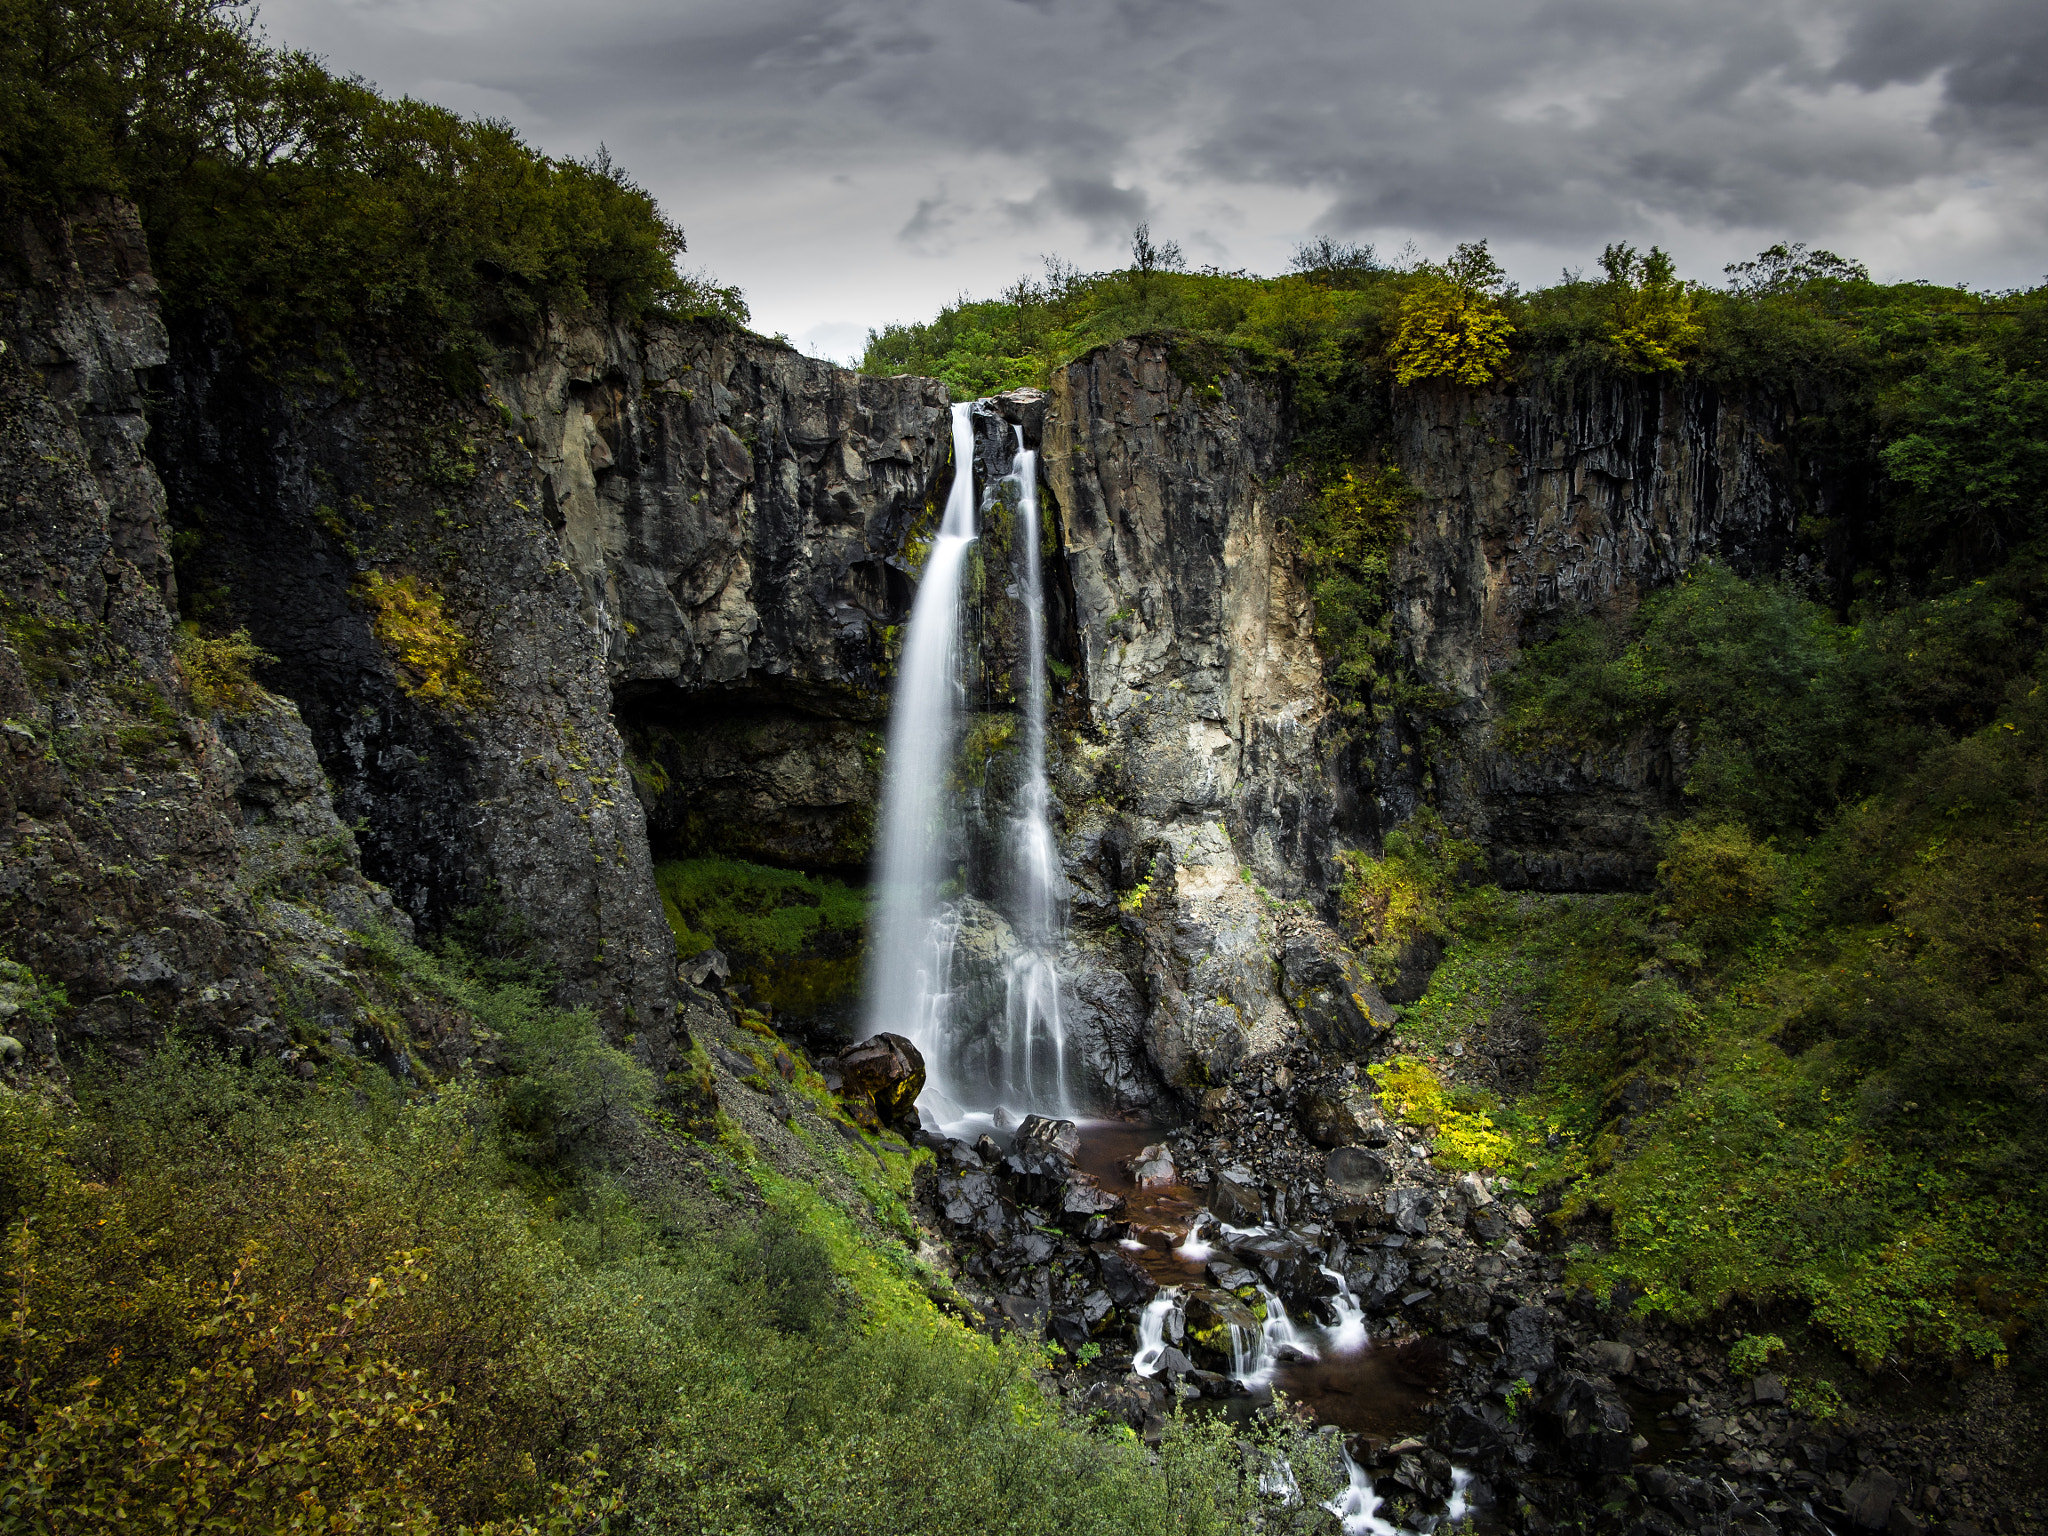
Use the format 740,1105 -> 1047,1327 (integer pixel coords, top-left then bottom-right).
155,305 -> 955,1048
0,202 -> 416,1070
1383,373 -> 1792,889
8,211 -> 1798,1100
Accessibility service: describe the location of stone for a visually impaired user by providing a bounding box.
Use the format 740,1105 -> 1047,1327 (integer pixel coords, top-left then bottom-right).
681,948 -> 729,987
1845,1470 -> 1901,1531
1208,1261 -> 1260,1291
1585,1339 -> 1637,1377
1467,1206 -> 1509,1243
1208,1169 -> 1263,1226
826,1033 -> 926,1127
1385,1186 -> 1434,1236
1455,1170 -> 1494,1208
1544,1373 -> 1635,1474
1059,1172 -> 1126,1225
1505,1304 -> 1555,1375
1122,1141 -> 1177,1188
1752,1372 -> 1786,1403
996,1294 -> 1048,1337
1014,1114 -> 1081,1160
1325,1146 -> 1390,1196
1182,1288 -> 1262,1373
1090,1243 -> 1161,1311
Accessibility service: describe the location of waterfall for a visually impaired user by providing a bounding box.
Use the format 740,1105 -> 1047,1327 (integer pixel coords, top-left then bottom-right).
1132,1291 -> 1180,1375
996,429 -> 1076,1117
867,407 -> 1083,1128
865,404 -> 978,1112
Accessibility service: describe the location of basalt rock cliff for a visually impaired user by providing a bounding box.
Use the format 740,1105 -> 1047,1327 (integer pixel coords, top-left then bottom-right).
4,203 -> 1803,1103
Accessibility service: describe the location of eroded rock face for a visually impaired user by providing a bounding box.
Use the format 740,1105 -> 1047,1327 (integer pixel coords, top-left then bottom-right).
1382,374 -> 1792,888
0,202 -> 429,1070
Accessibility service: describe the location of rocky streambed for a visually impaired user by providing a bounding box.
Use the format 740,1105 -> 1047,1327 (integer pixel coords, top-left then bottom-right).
893,1036 -> 1924,1536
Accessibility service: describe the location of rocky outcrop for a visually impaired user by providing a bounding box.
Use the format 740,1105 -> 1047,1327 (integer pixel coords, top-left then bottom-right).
0,201 -> 412,1068
1382,373 -> 1791,888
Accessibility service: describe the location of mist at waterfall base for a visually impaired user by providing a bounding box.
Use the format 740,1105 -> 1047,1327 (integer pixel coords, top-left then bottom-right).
861,402 -> 1085,1133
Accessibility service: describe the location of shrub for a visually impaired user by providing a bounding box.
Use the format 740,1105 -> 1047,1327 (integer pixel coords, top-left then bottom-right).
1336,808 -> 1483,987
1657,819 -> 1784,952
1388,241 -> 1515,387
1368,1054 -> 1515,1170
173,622 -> 273,714
1727,1333 -> 1786,1375
356,570 -> 485,707
1290,465 -> 1411,694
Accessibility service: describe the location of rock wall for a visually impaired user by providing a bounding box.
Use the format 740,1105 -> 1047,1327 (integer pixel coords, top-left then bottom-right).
1043,340 -> 1382,1104
1382,372 -> 1793,888
0,201 -> 417,1070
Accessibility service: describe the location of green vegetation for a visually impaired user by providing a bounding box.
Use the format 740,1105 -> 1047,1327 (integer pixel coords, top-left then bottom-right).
1397,542 -> 2047,1372
654,858 -> 870,1017
356,570 -> 487,707
173,622 -> 274,714
1335,807 -> 1482,988
1367,1055 -> 1514,1171
0,0 -> 746,386
0,913 -> 1356,1534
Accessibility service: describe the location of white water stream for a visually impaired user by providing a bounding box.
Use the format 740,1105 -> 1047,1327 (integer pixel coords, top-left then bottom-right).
992,430 -> 1078,1118
867,407 -> 1082,1127
866,403 -> 979,1106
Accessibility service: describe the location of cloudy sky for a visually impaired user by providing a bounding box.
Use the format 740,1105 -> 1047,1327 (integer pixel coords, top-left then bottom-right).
257,0 -> 2048,362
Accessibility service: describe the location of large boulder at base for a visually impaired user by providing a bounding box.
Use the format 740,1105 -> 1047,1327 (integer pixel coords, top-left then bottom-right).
1326,1146 -> 1390,1196
1015,1114 -> 1082,1159
825,1033 -> 925,1128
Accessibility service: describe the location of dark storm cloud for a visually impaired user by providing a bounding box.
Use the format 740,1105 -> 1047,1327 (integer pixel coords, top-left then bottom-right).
259,0 -> 2048,339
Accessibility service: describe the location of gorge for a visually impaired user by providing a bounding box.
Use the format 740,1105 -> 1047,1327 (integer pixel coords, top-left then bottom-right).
1,32 -> 2044,1529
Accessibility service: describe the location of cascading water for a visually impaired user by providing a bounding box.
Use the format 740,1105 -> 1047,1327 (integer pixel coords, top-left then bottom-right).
865,404 -> 979,1113
995,429 -> 1077,1118
867,408 -> 1083,1127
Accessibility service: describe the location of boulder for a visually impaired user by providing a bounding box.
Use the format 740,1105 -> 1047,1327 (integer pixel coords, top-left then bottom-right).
1455,1170 -> 1494,1208
1230,1232 -> 1333,1307
1467,1205 -> 1509,1243
1090,1243 -> 1161,1311
1182,1288 -> 1262,1373
1015,1114 -> 1081,1159
1384,1186 -> 1434,1236
1585,1339 -> 1637,1378
1325,1146 -> 1390,1196
825,1033 -> 925,1128
1844,1470 -> 1901,1531
1751,1372 -> 1786,1403
1505,1304 -> 1555,1375
1544,1373 -> 1634,1474
1208,1168 -> 1263,1225
1059,1172 -> 1126,1227
1122,1141 -> 1177,1188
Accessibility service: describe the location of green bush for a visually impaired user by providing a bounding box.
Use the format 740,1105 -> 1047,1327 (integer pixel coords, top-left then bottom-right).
0,0 -> 740,385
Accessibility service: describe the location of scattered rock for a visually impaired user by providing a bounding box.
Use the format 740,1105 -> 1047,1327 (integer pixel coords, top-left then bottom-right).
1326,1145 -> 1390,1196
825,1033 -> 926,1127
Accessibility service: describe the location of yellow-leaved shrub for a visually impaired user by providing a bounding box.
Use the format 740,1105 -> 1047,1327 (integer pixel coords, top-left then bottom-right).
356,571 -> 486,707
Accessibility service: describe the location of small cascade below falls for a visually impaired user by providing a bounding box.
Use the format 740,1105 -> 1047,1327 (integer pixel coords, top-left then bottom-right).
994,429 -> 1076,1118
865,404 -> 978,1107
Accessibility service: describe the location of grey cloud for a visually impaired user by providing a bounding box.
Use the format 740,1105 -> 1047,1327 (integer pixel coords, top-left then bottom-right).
257,0 -> 2048,333
1002,176 -> 1152,238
